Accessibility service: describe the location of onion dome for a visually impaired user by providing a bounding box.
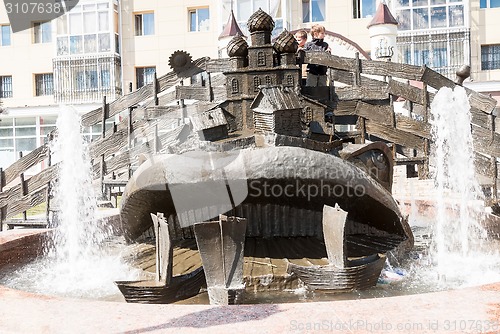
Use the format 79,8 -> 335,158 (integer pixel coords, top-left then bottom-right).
227,35 -> 248,58
273,29 -> 298,54
247,8 -> 275,33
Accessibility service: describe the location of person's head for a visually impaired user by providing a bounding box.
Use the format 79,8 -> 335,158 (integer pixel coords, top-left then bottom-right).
310,24 -> 326,39
294,30 -> 308,47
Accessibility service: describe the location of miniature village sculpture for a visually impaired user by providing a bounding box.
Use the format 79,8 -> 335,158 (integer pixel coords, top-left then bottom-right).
1,8 -> 499,305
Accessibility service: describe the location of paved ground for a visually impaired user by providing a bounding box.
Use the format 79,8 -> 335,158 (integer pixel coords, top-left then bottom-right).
1,229 -> 500,333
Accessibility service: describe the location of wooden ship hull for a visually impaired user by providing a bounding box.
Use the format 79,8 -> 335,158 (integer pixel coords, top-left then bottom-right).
286,254 -> 386,291
115,266 -> 205,304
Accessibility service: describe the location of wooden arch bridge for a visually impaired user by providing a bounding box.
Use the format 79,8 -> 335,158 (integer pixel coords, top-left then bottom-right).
0,39 -> 498,231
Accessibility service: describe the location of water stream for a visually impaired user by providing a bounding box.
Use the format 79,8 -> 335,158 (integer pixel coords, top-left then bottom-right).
0,106 -> 141,299
424,85 -> 500,288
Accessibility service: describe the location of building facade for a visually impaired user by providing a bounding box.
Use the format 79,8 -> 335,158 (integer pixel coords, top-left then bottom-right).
1,0 -> 499,169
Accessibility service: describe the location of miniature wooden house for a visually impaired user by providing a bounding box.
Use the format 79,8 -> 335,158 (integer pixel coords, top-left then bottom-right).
251,85 -> 302,137
189,108 -> 228,141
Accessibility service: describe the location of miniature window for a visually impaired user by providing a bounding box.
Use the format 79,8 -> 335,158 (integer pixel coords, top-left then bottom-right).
286,74 -> 294,86
304,106 -> 313,123
257,51 -> 266,66
265,75 -> 272,85
231,78 -> 239,93
253,76 -> 260,92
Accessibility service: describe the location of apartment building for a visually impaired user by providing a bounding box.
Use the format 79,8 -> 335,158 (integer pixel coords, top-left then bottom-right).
0,0 -> 499,169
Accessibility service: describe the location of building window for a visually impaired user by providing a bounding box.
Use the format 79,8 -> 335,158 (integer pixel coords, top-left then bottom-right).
480,0 -> 500,8
253,76 -> 261,92
56,3 -> 117,56
0,76 -> 12,98
189,7 -> 210,32
395,1 -> 464,31
35,73 -> 54,96
234,0 -> 284,38
136,66 -> 156,88
286,74 -> 294,86
353,0 -> 377,19
481,45 -> 500,70
1,25 -> 11,46
265,75 -> 272,85
33,21 -> 52,43
397,31 -> 469,79
257,51 -> 266,66
231,78 -> 239,94
135,13 -> 155,36
302,0 -> 325,23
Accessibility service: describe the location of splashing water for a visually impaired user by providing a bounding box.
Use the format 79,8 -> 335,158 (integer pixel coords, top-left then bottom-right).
427,86 -> 499,287
1,106 -> 141,299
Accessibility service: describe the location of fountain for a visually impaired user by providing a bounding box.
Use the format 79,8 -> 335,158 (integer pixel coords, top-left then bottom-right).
0,106 -> 141,300
1,7 -> 500,331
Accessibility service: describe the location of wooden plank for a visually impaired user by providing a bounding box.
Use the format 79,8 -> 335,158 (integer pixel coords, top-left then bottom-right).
176,86 -> 211,101
334,85 -> 388,101
157,90 -> 177,106
364,119 -> 425,151
206,58 -> 233,73
0,186 -> 21,210
471,107 -> 493,130
360,59 -> 426,81
420,66 -> 455,90
92,153 -> 130,179
304,52 -> 357,72
331,100 -> 358,116
394,157 -> 427,165
468,90 -> 497,114
4,144 -> 49,186
355,101 -> 392,126
81,57 -> 208,127
6,219 -> 48,228
472,125 -> 500,158
330,69 -> 354,86
81,85 -> 153,127
387,79 -> 426,105
143,106 -> 178,119
475,153 -> 496,178
395,113 -> 431,139
421,66 -> 497,114
88,128 -> 129,160
5,188 -> 47,219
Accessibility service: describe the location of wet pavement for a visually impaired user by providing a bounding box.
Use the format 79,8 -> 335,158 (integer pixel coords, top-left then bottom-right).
1,229 -> 500,333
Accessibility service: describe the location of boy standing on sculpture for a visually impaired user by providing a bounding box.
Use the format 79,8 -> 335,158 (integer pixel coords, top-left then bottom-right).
304,24 -> 330,87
